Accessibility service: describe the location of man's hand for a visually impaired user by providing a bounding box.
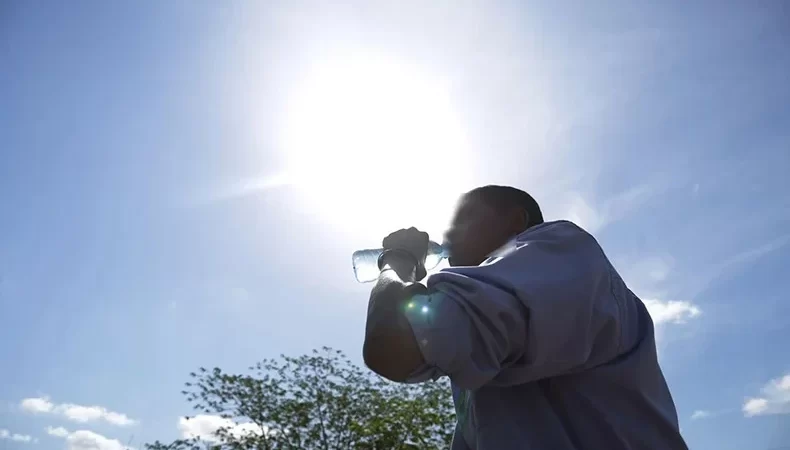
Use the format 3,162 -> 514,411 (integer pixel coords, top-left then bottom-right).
382,227 -> 430,261
381,227 -> 430,282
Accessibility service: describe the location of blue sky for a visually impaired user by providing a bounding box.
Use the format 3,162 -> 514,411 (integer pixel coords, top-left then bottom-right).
1,1 -> 789,449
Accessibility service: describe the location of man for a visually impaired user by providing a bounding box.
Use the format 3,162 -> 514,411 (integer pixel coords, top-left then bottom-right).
363,185 -> 688,449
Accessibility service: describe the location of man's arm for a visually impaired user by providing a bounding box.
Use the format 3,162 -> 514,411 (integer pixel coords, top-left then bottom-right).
363,253 -> 428,382
363,222 -> 631,389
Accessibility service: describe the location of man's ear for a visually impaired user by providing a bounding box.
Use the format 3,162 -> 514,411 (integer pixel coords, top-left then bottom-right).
510,207 -> 529,234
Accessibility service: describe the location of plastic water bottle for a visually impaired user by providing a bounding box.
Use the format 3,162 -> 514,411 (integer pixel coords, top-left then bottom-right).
352,241 -> 447,283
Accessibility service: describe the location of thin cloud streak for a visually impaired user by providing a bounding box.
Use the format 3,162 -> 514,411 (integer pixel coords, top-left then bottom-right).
690,410 -> 710,420
559,182 -> 665,234
687,234 -> 790,299
689,408 -> 738,421
192,172 -> 296,206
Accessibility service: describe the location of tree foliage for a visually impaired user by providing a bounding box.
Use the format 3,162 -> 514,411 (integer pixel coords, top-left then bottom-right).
146,347 -> 455,450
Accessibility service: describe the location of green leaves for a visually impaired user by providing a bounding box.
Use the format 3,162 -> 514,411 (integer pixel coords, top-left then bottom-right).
146,348 -> 454,450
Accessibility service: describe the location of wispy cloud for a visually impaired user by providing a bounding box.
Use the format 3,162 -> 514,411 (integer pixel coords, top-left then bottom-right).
46,426 -> 69,438
690,410 -> 711,420
47,427 -> 133,450
179,414 -> 270,442
20,396 -> 136,426
0,429 -> 35,443
643,298 -> 701,325
561,183 -> 662,234
636,256 -> 674,284
743,373 -> 790,417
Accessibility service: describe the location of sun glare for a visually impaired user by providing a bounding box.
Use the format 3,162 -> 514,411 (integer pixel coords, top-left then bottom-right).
279,52 -> 470,242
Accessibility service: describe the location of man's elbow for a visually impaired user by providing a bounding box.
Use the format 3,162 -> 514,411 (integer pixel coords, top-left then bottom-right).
363,334 -> 422,383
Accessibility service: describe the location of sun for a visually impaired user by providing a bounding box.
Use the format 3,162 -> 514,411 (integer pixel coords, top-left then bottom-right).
279,52 -> 470,243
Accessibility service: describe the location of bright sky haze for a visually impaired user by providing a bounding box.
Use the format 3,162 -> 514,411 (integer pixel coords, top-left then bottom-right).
1,1 -> 789,450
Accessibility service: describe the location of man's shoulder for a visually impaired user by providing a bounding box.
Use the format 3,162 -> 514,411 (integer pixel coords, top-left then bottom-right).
428,220 -> 603,289
506,220 -> 600,260
517,220 -> 593,242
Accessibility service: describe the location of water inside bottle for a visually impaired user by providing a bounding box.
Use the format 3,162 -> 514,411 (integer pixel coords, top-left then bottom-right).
352,249 -> 385,284
352,241 -> 447,283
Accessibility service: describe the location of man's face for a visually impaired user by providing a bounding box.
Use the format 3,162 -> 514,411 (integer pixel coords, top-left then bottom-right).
443,194 -> 517,267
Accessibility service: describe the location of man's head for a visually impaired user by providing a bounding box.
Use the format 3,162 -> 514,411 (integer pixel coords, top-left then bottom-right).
444,185 -> 543,267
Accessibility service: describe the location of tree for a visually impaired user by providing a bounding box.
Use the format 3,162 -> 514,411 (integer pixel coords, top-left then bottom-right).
146,348 -> 455,450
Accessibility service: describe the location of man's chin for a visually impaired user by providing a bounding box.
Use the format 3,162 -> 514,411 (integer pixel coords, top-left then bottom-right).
448,257 -> 471,267
448,254 -> 487,267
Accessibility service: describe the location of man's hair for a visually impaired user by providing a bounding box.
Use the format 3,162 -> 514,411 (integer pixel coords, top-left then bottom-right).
466,185 -> 544,228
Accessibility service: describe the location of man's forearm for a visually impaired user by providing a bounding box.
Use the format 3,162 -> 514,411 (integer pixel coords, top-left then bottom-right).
363,255 -> 427,381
